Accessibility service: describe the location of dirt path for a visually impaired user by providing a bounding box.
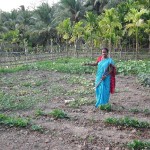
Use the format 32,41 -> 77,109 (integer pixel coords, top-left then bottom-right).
0,71 -> 150,150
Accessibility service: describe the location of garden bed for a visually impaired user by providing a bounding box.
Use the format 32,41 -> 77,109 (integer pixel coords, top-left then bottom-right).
0,70 -> 150,150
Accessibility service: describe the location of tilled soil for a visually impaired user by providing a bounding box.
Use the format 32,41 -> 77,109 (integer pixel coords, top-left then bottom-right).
0,70 -> 150,150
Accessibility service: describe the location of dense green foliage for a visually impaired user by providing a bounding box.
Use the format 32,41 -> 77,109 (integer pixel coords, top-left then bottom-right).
0,0 -> 149,54
116,59 -> 150,86
116,60 -> 150,75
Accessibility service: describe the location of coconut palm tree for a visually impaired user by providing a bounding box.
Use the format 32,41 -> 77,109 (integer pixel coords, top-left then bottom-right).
28,2 -> 57,51
84,0 -> 126,15
59,0 -> 85,22
84,0 -> 108,15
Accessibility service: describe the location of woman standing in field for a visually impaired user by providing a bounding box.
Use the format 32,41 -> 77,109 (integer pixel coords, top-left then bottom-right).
85,48 -> 116,108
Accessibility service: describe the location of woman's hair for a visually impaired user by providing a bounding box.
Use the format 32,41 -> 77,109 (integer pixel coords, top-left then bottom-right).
102,48 -> 109,53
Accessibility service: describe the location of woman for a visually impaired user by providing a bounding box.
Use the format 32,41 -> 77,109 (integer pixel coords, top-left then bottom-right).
85,48 -> 116,108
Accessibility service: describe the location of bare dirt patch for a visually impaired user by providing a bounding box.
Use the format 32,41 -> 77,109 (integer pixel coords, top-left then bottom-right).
0,70 -> 150,150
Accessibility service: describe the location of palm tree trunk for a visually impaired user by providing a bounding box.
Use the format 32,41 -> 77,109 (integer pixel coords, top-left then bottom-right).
90,34 -> 93,58
109,29 -> 112,57
135,28 -> 138,59
66,40 -> 68,57
109,39 -> 111,57
74,40 -> 77,57
50,39 -> 52,53
149,34 -> 150,53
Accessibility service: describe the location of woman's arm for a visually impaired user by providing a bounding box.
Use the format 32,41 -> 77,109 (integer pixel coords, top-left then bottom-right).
84,62 -> 98,66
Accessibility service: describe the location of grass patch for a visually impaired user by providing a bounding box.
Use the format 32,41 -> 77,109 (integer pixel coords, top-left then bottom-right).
127,140 -> 150,150
105,116 -> 150,128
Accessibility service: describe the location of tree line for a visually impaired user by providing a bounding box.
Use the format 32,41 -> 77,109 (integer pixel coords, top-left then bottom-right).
0,0 -> 149,56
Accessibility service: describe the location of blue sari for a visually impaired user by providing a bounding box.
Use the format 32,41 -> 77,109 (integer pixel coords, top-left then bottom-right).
95,58 -> 114,108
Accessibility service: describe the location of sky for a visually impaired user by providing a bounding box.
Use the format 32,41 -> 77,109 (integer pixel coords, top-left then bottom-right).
0,0 -> 59,12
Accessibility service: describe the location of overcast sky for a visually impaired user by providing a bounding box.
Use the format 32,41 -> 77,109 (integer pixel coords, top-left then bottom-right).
0,0 -> 59,12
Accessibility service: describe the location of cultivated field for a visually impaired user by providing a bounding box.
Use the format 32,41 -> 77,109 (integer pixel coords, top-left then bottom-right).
0,67 -> 150,150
